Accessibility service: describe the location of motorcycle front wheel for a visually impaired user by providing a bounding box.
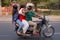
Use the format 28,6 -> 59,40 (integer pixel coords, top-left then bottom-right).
43,26 -> 55,37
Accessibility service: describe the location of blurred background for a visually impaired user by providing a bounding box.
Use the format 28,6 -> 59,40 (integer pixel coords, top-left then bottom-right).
0,0 -> 60,16
0,0 -> 60,40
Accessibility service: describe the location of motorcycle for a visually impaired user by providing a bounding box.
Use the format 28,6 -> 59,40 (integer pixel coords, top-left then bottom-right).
15,16 -> 55,37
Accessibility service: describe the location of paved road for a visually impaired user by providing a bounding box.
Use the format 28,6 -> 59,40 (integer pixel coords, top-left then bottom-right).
0,21 -> 60,40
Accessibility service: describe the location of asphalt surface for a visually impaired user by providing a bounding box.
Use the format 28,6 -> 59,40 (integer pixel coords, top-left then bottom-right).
0,21 -> 60,40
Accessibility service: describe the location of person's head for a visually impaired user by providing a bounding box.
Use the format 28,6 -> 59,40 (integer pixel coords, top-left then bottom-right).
19,4 -> 26,14
12,1 -> 18,9
22,8 -> 26,13
27,6 -> 32,11
20,4 -> 26,9
19,8 -> 26,14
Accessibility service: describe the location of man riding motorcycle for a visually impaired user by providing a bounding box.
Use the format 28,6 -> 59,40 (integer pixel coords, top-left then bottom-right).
25,6 -> 40,35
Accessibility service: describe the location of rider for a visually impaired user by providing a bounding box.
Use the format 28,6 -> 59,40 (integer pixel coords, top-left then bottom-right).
12,1 -> 19,23
25,6 -> 38,35
18,5 -> 29,35
12,1 -> 24,35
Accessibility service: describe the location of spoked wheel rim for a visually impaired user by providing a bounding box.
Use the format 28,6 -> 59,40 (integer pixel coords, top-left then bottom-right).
43,27 -> 54,37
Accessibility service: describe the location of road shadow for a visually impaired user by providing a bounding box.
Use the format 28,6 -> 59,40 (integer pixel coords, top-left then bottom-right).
16,36 -> 54,40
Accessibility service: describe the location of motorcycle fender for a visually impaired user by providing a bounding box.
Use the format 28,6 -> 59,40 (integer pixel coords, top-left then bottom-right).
42,25 -> 52,30
48,25 -> 52,28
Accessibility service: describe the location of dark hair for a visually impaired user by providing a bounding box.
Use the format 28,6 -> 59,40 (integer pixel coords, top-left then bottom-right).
28,6 -> 32,10
13,4 -> 18,9
20,4 -> 26,9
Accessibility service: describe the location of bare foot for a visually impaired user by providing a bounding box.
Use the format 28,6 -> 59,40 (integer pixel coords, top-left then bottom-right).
17,32 -> 21,35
